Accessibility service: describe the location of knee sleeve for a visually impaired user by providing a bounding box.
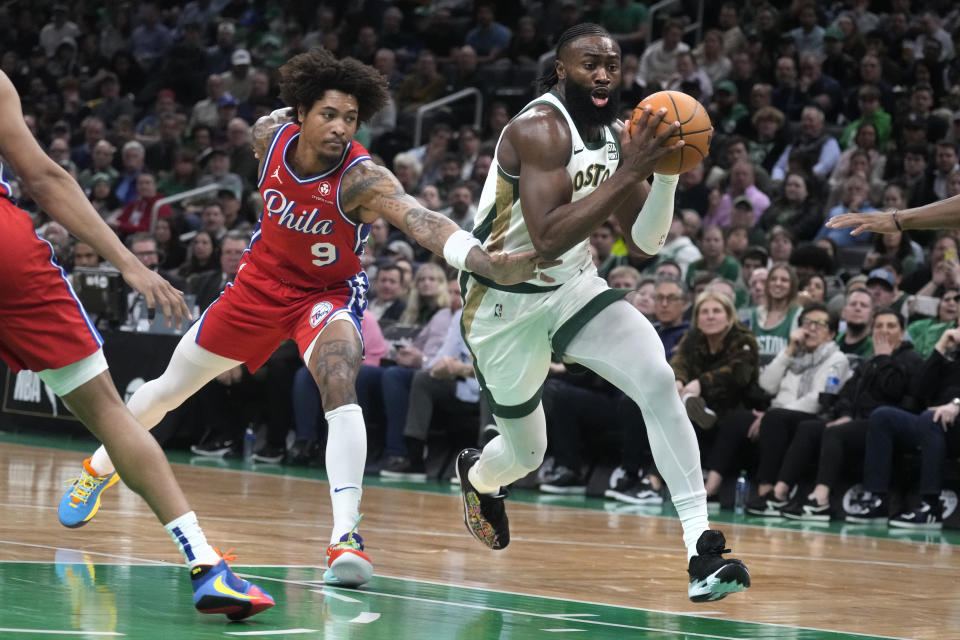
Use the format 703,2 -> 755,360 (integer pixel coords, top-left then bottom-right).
472,404 -> 548,491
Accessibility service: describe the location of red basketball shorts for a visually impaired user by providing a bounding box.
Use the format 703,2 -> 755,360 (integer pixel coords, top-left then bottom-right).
0,197 -> 103,372
194,262 -> 369,372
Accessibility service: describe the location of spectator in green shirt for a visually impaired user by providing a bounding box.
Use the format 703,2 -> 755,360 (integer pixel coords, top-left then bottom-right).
839,85 -> 892,150
906,286 -> 959,357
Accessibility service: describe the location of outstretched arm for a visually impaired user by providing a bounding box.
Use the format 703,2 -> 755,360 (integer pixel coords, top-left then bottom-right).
340,160 -> 555,285
825,195 -> 960,235
0,71 -> 189,327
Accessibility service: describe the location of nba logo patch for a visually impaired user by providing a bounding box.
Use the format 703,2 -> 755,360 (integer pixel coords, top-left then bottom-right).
606,141 -> 618,161
318,182 -> 332,197
310,301 -> 334,327
493,303 -> 503,318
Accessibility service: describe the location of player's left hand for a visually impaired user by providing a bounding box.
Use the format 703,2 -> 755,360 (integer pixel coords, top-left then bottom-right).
825,211 -> 898,236
485,250 -> 562,285
122,263 -> 192,328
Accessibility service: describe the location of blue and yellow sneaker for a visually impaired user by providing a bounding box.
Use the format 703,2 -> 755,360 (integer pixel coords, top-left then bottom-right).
59,458 -> 119,528
192,552 -> 275,620
323,517 -> 373,588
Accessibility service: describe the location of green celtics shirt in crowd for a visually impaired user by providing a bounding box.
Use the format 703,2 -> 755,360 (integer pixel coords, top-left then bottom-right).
685,255 -> 741,289
836,332 -> 874,358
749,304 -> 802,365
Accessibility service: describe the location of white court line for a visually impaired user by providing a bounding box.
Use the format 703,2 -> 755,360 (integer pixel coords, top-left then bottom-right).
225,630 -> 316,636
541,630 -> 586,633
317,586 -> 745,640
0,629 -> 123,636
0,549 -> 913,640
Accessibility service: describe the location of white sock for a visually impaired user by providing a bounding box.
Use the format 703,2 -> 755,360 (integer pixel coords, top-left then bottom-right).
673,491 -> 710,560
89,446 -> 114,477
325,404 -> 366,544
164,511 -> 220,569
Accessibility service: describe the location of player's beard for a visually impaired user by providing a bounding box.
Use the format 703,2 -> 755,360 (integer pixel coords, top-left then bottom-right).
563,80 -> 621,131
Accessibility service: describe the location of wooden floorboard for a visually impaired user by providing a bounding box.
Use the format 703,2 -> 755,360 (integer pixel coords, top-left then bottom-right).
1,442 -> 956,639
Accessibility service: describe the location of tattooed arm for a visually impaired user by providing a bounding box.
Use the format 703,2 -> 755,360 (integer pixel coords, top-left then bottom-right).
340,160 -> 555,285
252,108 -> 294,171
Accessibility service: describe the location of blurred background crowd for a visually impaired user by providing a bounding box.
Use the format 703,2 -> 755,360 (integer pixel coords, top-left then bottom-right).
3,0 -> 960,527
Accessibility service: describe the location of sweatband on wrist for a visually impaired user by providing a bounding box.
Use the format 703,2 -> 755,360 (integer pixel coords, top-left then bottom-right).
443,229 -> 482,271
631,173 -> 679,255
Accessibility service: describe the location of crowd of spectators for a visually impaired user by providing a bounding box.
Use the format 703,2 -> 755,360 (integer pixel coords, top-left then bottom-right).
3,0 -> 960,528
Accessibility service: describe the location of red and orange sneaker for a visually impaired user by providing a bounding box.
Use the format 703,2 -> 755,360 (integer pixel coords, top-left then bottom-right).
324,517 -> 373,588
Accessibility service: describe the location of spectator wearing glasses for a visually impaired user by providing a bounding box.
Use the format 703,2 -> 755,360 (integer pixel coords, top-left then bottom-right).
745,303 -> 851,516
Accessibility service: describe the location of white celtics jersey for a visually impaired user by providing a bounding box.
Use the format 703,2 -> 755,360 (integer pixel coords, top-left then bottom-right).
472,90 -> 621,287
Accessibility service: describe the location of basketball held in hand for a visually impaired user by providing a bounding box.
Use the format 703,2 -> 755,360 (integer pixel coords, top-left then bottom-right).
629,91 -> 713,175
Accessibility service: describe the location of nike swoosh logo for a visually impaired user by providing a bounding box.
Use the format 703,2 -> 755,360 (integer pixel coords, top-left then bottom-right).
334,486 -> 360,493
212,575 -> 256,600
573,147 -> 585,154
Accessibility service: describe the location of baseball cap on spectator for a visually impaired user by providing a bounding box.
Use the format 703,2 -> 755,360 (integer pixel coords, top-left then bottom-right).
91,172 -> 113,186
715,80 -> 738,97
386,240 -> 414,262
260,34 -> 283,48
846,274 -> 868,292
199,146 -> 229,167
231,49 -> 252,66
218,93 -> 238,107
903,113 -> 927,129
733,196 -> 753,210
823,25 -> 843,41
99,71 -> 119,86
157,88 -> 176,102
866,268 -> 895,290
52,120 -> 70,134
744,29 -> 760,42
742,245 -> 768,263
217,187 -> 239,200
52,3 -> 68,13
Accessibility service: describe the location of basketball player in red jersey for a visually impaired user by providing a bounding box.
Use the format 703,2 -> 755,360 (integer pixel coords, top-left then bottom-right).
0,70 -> 275,619
61,49 -> 552,587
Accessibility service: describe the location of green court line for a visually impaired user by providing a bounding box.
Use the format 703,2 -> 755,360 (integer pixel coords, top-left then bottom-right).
3,428 -> 958,547
0,562 -> 907,640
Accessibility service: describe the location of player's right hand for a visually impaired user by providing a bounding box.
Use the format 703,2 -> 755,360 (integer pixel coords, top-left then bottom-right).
122,263 -> 192,328
824,211 -> 898,236
620,106 -> 682,179
485,250 -> 562,285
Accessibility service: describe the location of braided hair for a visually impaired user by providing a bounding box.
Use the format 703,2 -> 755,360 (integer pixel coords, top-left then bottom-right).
536,23 -> 613,94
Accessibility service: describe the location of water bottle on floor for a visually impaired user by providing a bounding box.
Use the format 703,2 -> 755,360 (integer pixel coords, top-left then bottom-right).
734,470 -> 749,515
243,426 -> 255,461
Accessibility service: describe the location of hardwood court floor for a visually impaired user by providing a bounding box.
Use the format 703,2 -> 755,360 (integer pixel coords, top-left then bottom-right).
0,433 -> 957,639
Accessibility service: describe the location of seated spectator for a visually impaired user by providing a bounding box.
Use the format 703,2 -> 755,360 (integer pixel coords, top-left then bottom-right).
71,240 -> 101,271
865,262 -> 908,317
77,139 -> 118,192
114,141 -> 146,206
845,328 -> 960,529
863,205 -> 922,281
200,200 -> 228,245
747,263 -> 802,365
186,231 -> 246,310
706,161 -> 770,228
360,266 -> 455,466
746,106 -> 789,173
901,232 -> 960,295
772,105 -> 842,181
88,172 -> 121,221
774,309 -> 922,520
154,217 -> 186,272
759,171 -> 822,242
693,28 -> 731,86
745,303 -> 852,515
799,273 -> 827,305
178,230 -> 219,279
629,276 -> 656,319
109,172 -> 172,238
157,149 -> 200,198
666,52 -> 713,104
198,147 -> 244,200
651,276 -> 691,361
670,292 -> 760,502
817,175 -> 878,247
827,146 -> 885,210
836,288 -> 875,358
906,286 -> 959,358
685,226 -> 741,290
767,225 -> 794,264
396,50 -> 446,115
637,19 -> 689,90
367,262 -> 408,326
839,87 -> 891,151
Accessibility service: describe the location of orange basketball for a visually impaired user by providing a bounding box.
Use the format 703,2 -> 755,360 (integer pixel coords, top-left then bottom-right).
629,90 -> 713,175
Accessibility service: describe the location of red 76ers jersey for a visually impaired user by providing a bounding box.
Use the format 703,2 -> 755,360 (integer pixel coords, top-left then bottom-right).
246,122 -> 371,290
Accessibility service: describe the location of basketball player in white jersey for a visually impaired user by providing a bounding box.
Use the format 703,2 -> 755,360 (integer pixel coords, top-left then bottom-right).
454,24 -> 751,601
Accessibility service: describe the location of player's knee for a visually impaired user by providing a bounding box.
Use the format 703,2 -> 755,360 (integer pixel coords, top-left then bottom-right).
512,434 -> 548,472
